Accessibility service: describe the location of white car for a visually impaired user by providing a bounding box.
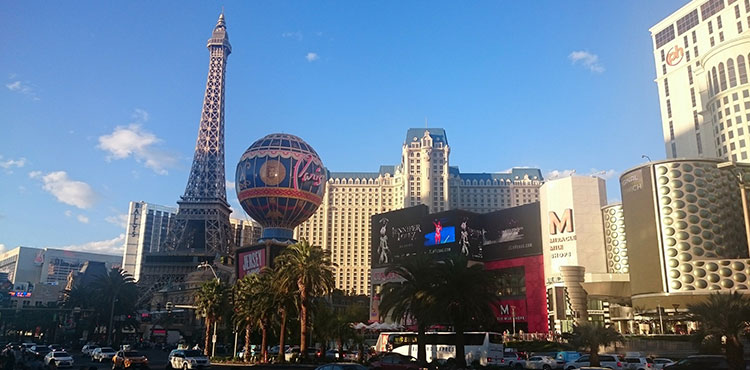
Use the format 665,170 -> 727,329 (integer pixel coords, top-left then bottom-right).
564,354 -> 623,370
81,344 -> 99,356
623,356 -> 653,370
92,347 -> 117,362
168,349 -> 211,369
44,351 -> 74,368
652,358 -> 675,370
526,355 -> 558,370
500,352 -> 526,369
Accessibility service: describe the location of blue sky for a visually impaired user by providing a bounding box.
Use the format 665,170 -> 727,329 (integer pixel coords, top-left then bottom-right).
0,1 -> 686,255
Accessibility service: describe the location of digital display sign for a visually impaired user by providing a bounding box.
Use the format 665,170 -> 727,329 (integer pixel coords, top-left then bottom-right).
482,203 -> 543,261
371,205 -> 430,268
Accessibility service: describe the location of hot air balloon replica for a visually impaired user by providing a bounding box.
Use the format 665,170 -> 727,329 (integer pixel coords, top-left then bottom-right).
234,133 -> 326,278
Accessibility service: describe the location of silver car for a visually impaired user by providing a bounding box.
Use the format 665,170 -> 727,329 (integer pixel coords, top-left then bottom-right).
526,355 -> 558,370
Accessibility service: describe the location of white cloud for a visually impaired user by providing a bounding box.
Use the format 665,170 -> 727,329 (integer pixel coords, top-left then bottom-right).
226,180 -> 235,190
31,171 -> 97,209
105,214 -> 129,229
97,110 -> 177,175
5,79 -> 39,100
64,210 -> 72,217
306,52 -> 319,62
569,51 -> 605,73
282,31 -> 303,41
0,155 -> 27,170
589,168 -> 617,180
58,234 -> 125,256
77,215 -> 90,224
545,169 -> 576,180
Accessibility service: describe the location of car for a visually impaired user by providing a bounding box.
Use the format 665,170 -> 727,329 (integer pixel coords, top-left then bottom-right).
326,349 -> 352,361
652,358 -> 675,370
315,362 -> 368,370
565,354 -> 623,370
556,352 -> 582,368
500,352 -> 526,369
623,356 -> 653,370
663,355 -> 728,370
48,344 -> 64,352
82,344 -> 100,356
92,347 -> 117,362
284,346 -> 301,362
44,351 -> 74,368
28,345 -> 51,359
526,355 -> 558,370
112,349 -> 149,369
368,352 -> 428,370
168,349 -> 211,369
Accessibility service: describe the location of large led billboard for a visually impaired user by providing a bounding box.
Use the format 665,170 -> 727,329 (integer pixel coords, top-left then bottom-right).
371,205 -> 430,268
482,203 -> 543,261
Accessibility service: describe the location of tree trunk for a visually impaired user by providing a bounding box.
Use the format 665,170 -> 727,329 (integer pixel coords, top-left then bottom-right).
417,322 -> 427,363
261,323 -> 268,363
726,335 -> 745,370
243,322 -> 251,362
204,317 -> 211,357
107,295 -> 116,345
589,345 -> 600,367
299,281 -> 308,360
337,335 -> 343,362
455,323 -> 466,368
277,309 -> 287,363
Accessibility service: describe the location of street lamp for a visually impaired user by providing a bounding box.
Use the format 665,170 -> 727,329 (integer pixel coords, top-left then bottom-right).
197,262 -> 220,358
642,155 -> 652,162
717,161 -> 750,256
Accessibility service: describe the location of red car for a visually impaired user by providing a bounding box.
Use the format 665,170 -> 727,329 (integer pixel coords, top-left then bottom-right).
369,352 -> 428,370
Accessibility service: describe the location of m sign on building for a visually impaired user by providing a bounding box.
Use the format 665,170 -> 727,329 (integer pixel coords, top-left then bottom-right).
549,209 -> 574,235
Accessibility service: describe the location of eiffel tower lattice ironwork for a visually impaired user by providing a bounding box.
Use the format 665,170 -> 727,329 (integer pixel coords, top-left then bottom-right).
164,13 -> 233,255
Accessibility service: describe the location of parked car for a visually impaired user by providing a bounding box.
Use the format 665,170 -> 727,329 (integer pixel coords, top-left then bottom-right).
564,354 -> 623,370
663,355 -> 728,370
500,352 -> 526,369
168,349 -> 211,369
526,355 -> 558,370
112,349 -> 149,369
285,346 -> 301,362
48,344 -> 64,352
91,347 -> 117,362
315,363 -> 368,370
556,352 -> 582,368
624,356 -> 653,370
368,352 -> 428,370
326,349 -> 352,361
28,345 -> 51,359
44,351 -> 74,368
81,344 -> 100,356
652,358 -> 675,370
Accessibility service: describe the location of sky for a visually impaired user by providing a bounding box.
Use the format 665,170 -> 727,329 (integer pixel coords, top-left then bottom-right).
0,0 -> 688,256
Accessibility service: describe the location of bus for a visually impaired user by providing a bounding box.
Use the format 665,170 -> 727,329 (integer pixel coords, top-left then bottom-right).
374,331 -> 504,366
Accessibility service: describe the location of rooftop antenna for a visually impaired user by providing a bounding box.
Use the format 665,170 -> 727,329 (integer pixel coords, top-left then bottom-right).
425,117 -> 428,129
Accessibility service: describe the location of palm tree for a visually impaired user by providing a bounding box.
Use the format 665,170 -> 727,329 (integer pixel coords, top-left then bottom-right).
568,322 -> 623,367
233,274 -> 257,362
250,268 -> 278,363
432,256 -> 501,369
275,239 -> 335,359
90,268 -> 138,345
271,266 -> 298,363
195,279 -> 228,356
378,255 -> 440,362
688,291 -> 750,370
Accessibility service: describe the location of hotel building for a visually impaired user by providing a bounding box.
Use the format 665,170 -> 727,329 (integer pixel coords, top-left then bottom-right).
651,0 -> 750,160
295,128 -> 543,295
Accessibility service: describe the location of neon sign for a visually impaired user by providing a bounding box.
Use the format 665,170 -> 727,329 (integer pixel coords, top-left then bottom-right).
9,291 -> 32,298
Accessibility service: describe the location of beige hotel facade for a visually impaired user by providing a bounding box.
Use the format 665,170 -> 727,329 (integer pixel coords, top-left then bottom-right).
294,128 -> 543,295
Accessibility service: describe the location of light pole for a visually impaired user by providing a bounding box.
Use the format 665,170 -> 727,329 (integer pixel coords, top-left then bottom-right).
717,161 -> 750,256
657,305 -> 664,335
510,306 -> 517,336
197,262 -> 220,358
642,155 -> 652,162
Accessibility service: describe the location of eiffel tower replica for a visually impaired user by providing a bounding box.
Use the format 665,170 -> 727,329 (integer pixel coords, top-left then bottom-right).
138,13 -> 234,298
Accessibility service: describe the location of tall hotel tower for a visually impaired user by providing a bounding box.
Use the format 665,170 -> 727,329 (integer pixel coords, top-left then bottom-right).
295,128 -> 543,294
138,14 -> 233,289
651,0 -> 750,160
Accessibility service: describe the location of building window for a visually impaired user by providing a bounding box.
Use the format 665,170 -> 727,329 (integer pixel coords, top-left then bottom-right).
697,132 -> 704,154
720,31 -> 725,42
695,46 -> 700,57
737,4 -> 742,18
738,55 -> 748,84
667,99 -> 673,118
496,266 -> 526,298
688,65 -> 694,84
692,30 -> 698,43
709,20 -> 714,33
740,21 -> 745,33
701,0 -> 725,21
711,36 -> 716,46
664,79 -> 670,96
694,110 -> 701,130
718,15 -> 724,28
670,120 -> 676,141
691,88 -> 697,107
678,9 -> 700,34
654,24 -> 676,48
672,142 -> 678,157
720,62 -> 729,90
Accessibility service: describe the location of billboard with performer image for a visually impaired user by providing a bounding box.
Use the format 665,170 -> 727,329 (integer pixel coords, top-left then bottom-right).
422,210 -> 485,260
371,205 -> 429,268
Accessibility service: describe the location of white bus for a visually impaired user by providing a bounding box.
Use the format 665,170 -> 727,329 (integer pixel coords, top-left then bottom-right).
374,331 -> 504,366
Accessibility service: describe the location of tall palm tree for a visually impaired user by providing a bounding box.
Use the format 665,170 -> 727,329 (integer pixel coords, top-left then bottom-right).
195,279 -> 228,356
233,274 -> 257,362
271,266 -> 298,363
568,322 -> 623,367
688,291 -> 750,370
378,255 -> 439,362
432,256 -> 501,368
275,239 -> 335,359
90,268 -> 138,345
250,268 -> 278,363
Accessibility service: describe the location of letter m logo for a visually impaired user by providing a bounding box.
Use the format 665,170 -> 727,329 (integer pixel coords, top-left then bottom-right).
549,209 -> 574,235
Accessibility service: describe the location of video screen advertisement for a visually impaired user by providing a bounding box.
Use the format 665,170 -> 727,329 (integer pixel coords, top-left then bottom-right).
481,202 -> 543,261
422,209 -> 485,260
371,205 -> 430,268
236,243 -> 287,279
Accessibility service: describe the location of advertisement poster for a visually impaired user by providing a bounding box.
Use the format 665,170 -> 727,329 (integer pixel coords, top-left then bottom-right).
370,205 -> 429,267
238,248 -> 266,279
422,210 -> 484,260
493,299 -> 529,323
482,203 -> 543,261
